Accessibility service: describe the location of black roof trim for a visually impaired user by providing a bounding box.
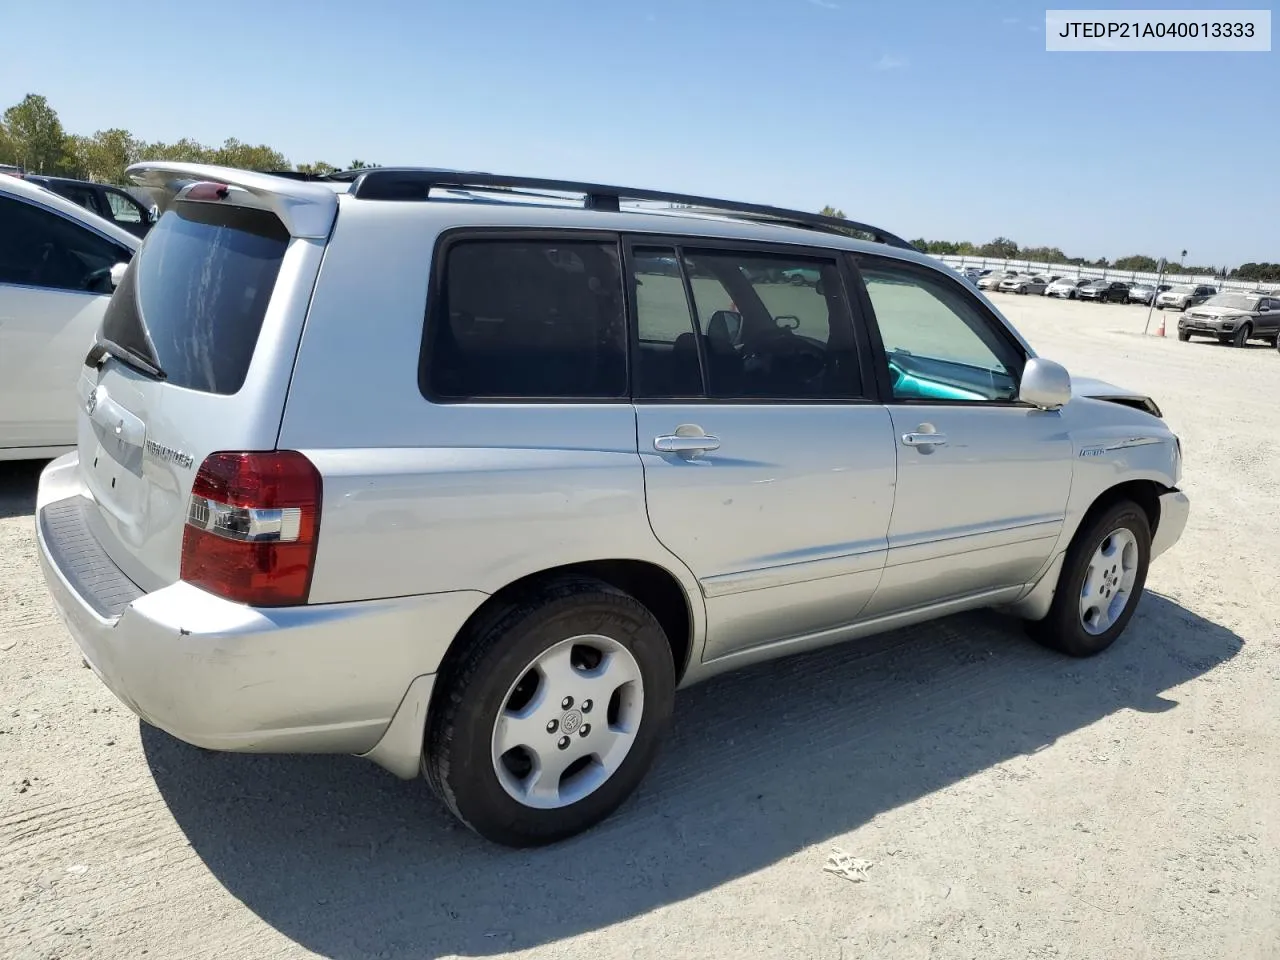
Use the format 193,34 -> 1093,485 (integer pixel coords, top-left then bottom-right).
339,168 -> 912,249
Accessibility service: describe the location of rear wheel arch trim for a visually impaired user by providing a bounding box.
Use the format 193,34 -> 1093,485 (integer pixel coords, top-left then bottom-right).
361,558 -> 701,782
434,559 -> 701,688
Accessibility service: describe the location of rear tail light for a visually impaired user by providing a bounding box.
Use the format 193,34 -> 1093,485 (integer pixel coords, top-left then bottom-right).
180,451 -> 322,606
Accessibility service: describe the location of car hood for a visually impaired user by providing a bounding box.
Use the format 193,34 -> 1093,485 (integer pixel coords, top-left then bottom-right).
1185,306 -> 1251,319
1072,376 -> 1163,417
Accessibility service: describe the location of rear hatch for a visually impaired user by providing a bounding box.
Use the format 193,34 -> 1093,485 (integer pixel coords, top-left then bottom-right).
77,168 -> 333,593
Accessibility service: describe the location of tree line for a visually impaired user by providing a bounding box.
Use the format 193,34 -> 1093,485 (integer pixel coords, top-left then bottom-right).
0,93 -> 373,185
4,98 -> 1271,283
822,205 -> 1277,283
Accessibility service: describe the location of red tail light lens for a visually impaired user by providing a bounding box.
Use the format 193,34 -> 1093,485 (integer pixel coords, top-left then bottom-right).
180,451 -> 322,606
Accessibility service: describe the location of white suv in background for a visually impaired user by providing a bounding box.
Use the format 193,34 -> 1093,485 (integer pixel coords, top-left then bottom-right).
0,174 -> 138,460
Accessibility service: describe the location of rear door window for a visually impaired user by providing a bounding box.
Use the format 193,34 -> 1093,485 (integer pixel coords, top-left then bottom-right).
631,244 -> 863,401
99,200 -> 289,395
423,238 -> 627,400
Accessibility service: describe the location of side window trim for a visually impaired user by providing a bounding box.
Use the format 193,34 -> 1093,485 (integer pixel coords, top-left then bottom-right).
621,239 -> 707,399
847,252 -> 1032,407
418,227 -> 631,405
1,191 -> 132,254
622,232 -> 874,404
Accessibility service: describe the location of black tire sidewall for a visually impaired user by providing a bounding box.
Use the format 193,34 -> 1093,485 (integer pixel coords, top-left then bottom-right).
1233,324 -> 1251,347
427,581 -> 675,847
1038,503 -> 1152,657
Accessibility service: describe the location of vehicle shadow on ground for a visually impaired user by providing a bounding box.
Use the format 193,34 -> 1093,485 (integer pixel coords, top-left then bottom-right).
143,592 -> 1240,960
0,460 -> 44,521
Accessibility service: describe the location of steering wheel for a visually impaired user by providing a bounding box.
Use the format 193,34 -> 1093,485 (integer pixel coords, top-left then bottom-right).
743,330 -> 828,390
81,266 -> 114,292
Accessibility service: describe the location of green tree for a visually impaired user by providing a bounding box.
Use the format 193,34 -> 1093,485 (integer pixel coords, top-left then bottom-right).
296,161 -> 339,176
978,237 -> 1019,258
1021,246 -> 1068,263
819,205 -> 846,219
138,137 -> 213,163
64,128 -> 141,183
213,138 -> 289,171
0,121 -> 18,166
348,159 -> 381,170
1113,254 -> 1159,272
3,94 -> 67,174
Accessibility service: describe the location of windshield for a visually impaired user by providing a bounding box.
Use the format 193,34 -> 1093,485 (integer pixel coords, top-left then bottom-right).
1202,294 -> 1258,311
99,200 -> 290,394
1168,285 -> 1195,294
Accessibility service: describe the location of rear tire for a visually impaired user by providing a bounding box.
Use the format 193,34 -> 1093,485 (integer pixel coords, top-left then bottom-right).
1232,323 -> 1252,348
424,577 -> 675,847
1027,501 -> 1151,658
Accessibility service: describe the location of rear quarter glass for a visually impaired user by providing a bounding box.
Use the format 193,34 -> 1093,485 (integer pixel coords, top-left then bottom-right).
100,200 -> 290,395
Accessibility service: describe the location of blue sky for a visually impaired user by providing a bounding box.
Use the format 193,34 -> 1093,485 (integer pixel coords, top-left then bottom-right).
2,0 -> 1274,265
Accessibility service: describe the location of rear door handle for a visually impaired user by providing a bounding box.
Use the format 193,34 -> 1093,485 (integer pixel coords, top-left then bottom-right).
654,434 -> 721,457
902,432 -> 948,447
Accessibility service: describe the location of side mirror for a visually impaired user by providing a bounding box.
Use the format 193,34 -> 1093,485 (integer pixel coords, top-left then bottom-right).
1019,357 -> 1071,410
109,262 -> 129,290
708,309 -> 743,345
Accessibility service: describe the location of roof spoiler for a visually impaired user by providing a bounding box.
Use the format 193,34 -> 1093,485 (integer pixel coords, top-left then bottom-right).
125,162 -> 339,239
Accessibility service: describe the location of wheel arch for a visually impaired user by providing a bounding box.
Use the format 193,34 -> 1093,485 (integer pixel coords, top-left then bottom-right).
1003,477 -> 1171,623
1080,478 -> 1165,539
438,559 -> 698,687
361,557 -> 700,781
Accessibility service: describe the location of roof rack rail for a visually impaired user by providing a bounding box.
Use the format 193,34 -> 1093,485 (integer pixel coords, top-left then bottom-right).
344,168 -> 914,250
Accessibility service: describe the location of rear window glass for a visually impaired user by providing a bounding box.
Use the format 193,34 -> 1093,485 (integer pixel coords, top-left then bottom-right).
100,200 -> 289,395
424,239 -> 627,400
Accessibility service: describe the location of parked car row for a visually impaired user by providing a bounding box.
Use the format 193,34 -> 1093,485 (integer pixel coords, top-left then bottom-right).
945,263 -> 1278,350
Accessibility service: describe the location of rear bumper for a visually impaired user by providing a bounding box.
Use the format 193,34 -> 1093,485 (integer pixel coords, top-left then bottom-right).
1151,490 -> 1190,561
35,453 -> 485,770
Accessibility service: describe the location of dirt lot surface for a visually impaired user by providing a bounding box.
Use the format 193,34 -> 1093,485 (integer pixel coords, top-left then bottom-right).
2,295 -> 1277,960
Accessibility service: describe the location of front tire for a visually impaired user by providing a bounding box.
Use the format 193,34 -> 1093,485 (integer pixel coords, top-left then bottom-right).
1027,501 -> 1151,657
424,577 -> 675,847
1177,329 -> 1191,342
1232,323 -> 1252,348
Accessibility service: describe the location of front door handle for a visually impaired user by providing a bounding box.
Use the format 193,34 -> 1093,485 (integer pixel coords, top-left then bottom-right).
902,432 -> 948,447
654,433 -> 721,459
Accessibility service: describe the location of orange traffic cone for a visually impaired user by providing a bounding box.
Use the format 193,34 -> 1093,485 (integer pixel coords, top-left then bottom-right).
1155,313 -> 1166,337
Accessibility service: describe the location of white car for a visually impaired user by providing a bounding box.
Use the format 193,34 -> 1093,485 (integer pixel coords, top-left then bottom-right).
1046,277 -> 1092,299
0,175 -> 138,460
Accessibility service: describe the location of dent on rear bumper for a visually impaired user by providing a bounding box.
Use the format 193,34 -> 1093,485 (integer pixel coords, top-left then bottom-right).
35,456 -> 486,757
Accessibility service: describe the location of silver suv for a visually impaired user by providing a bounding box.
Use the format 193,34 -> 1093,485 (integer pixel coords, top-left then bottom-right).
35,164 -> 1190,847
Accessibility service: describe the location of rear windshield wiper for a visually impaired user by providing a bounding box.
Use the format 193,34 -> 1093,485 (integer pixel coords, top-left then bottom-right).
84,338 -> 167,381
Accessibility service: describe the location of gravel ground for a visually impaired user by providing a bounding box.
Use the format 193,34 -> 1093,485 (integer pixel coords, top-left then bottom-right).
2,295 -> 1277,960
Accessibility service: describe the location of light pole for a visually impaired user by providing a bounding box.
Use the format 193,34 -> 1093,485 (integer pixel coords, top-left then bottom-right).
1144,257 -> 1167,335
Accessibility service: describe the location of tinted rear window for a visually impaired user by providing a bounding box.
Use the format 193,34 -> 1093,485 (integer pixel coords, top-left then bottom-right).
100,200 -> 289,394
423,238 -> 627,400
